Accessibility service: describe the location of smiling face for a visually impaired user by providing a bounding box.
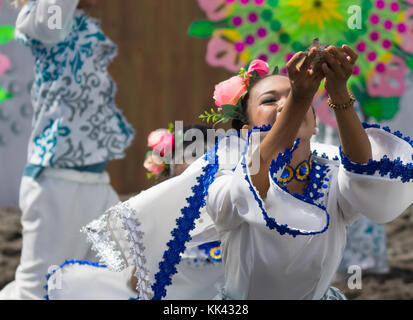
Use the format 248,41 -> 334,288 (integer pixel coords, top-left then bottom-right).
242,75 -> 316,141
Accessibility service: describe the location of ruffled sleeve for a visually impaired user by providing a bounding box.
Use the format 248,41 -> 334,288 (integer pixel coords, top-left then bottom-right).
15,0 -> 79,45
336,123 -> 413,225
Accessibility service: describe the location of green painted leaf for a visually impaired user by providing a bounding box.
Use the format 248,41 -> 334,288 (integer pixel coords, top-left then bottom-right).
0,25 -> 15,45
378,97 -> 399,120
0,87 -> 12,103
188,20 -> 216,38
362,96 -> 399,122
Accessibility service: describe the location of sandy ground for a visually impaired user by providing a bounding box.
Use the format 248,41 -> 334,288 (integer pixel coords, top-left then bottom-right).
1,204 -> 413,299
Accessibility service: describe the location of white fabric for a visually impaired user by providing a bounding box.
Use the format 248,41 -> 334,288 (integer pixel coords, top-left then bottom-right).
47,264 -> 137,300
16,0 -> 79,44
0,168 -> 119,300
206,127 -> 413,300
79,128 -> 412,300
47,254 -> 225,300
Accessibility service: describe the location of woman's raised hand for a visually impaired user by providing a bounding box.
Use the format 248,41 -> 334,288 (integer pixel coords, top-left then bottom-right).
286,48 -> 325,104
322,45 -> 358,97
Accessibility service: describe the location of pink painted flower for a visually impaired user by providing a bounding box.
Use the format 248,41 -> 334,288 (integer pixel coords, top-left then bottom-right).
247,59 -> 270,77
213,75 -> 247,107
147,129 -> 175,157
197,0 -> 232,21
206,33 -> 247,73
366,55 -> 406,97
144,153 -> 166,175
400,7 -> 413,53
0,54 -> 11,76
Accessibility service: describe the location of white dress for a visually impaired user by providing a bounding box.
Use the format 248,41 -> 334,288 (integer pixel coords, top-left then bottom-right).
67,124 -> 412,300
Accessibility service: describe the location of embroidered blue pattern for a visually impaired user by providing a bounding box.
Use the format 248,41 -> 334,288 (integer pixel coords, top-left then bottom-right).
150,136 -> 222,300
241,124 -> 330,237
339,122 -> 413,183
43,259 -> 107,300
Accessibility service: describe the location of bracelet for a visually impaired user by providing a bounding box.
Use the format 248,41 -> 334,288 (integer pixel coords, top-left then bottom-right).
327,89 -> 356,110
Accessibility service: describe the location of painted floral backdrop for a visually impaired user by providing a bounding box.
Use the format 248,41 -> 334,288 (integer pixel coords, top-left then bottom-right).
189,0 -> 413,144
0,0 -> 33,206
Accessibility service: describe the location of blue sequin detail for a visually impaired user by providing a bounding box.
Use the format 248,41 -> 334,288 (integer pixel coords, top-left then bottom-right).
339,122 -> 413,183
150,134 -> 225,300
43,260 -> 107,300
241,124 -> 330,237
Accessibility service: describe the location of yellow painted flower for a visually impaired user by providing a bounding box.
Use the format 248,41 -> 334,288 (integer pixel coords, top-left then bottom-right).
288,0 -> 344,29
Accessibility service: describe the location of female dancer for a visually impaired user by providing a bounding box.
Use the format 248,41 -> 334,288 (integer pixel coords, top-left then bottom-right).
82,45 -> 413,299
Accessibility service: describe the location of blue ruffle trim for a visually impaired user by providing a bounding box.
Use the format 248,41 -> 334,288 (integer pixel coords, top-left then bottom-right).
150,135 -> 224,300
241,124 -> 330,237
339,122 -> 413,183
311,150 -> 340,161
43,260 -> 108,300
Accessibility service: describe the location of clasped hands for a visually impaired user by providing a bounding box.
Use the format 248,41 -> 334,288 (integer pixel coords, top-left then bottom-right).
287,43 -> 359,105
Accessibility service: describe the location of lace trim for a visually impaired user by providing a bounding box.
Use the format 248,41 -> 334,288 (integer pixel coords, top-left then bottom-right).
81,202 -> 152,299
81,206 -> 127,272
118,202 -> 152,300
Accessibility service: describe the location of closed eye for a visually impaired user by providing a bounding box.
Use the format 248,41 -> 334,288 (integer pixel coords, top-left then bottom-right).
261,97 -> 278,104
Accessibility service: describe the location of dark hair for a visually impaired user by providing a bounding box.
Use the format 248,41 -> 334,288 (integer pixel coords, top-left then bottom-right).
182,124 -> 215,150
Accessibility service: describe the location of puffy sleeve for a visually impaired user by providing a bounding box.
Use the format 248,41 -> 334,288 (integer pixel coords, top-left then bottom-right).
15,0 -> 79,44
336,123 -> 413,225
206,170 -> 243,232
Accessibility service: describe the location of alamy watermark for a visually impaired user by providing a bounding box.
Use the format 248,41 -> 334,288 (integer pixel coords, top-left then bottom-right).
151,121 -> 262,175
47,5 -> 63,30
347,265 -> 362,290
348,5 -> 362,30
46,4 -> 363,31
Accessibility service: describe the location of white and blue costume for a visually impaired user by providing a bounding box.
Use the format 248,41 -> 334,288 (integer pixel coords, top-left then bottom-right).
47,123 -> 413,300
0,0 -> 134,300
45,207 -> 225,300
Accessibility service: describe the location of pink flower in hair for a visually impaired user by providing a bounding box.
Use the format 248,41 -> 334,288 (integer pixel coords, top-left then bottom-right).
147,129 -> 175,157
246,59 -> 270,77
144,153 -> 166,175
213,75 -> 247,107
